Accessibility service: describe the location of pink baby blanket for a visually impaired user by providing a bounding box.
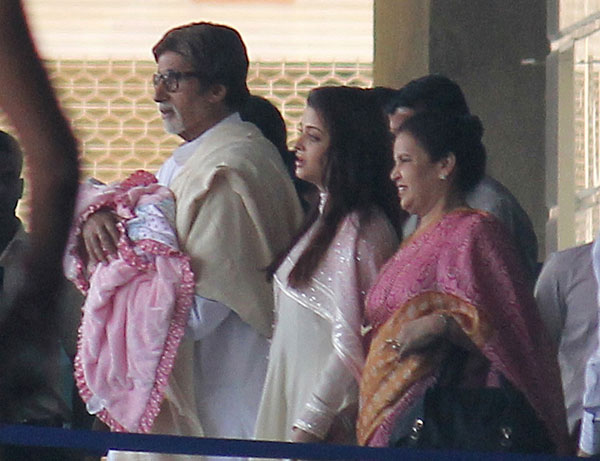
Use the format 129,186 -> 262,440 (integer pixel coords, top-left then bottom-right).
64,170 -> 195,433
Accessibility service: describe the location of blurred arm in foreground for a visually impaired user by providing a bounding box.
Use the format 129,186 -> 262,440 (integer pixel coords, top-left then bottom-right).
0,0 -> 79,423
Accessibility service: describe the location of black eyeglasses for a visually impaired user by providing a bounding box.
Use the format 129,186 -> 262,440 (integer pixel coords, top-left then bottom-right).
152,70 -> 202,93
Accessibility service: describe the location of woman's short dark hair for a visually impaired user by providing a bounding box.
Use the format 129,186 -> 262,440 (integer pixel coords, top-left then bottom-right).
399,111 -> 486,194
278,86 -> 401,286
152,22 -> 250,110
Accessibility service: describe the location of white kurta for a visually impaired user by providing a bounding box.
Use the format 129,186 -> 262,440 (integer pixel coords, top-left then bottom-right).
187,298 -> 269,443
161,114 -> 268,459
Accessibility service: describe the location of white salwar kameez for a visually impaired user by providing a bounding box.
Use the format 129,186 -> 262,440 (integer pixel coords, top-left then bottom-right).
257,289 -> 351,442
254,201 -> 398,454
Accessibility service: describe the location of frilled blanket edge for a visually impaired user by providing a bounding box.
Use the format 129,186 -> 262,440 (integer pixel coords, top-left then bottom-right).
64,170 -> 195,433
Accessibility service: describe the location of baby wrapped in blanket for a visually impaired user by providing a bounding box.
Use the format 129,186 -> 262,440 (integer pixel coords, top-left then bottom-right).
64,170 -> 195,433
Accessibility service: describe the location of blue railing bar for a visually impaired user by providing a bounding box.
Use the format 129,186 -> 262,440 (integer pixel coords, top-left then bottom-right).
0,425 -> 576,460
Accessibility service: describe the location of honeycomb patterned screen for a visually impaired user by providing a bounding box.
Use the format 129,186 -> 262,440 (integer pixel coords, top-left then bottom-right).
1,59 -> 372,222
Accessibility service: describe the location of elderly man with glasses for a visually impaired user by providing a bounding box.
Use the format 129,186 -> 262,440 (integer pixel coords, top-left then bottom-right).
82,22 -> 303,461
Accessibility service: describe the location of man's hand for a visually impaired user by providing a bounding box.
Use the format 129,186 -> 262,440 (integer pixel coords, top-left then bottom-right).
81,209 -> 119,265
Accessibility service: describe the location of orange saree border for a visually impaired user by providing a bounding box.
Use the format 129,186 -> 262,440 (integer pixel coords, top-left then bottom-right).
356,290 -> 492,445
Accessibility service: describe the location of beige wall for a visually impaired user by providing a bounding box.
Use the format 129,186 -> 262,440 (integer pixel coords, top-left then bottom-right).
8,1 -> 375,224
23,0 -> 373,61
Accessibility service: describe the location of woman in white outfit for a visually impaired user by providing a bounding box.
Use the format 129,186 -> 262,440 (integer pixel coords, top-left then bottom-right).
254,86 -> 402,447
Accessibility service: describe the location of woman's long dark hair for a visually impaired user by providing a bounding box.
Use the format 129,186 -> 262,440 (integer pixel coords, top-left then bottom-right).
269,86 -> 402,287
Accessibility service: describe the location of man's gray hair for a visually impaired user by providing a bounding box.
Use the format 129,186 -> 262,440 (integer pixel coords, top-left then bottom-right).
153,22 -> 250,110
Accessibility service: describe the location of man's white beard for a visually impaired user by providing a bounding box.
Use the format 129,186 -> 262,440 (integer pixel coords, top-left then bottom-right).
160,103 -> 185,135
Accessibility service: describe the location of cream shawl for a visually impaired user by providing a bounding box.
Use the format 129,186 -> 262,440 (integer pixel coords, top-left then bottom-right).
170,120 -> 303,338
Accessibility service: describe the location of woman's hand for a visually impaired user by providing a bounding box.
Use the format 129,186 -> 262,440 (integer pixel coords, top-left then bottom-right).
81,209 -> 119,265
386,314 -> 449,358
290,426 -> 322,444
326,403 -> 357,445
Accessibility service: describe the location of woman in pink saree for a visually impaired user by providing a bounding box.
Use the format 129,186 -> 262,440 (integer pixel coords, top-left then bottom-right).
357,112 -> 570,454
254,86 -> 401,448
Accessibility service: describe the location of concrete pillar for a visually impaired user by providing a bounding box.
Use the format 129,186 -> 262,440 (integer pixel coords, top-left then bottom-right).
373,0 -> 430,89
546,46 -> 576,252
373,0 -> 548,259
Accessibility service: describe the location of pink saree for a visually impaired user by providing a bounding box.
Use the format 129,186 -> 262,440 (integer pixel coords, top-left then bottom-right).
63,170 -> 195,433
357,209 -> 569,453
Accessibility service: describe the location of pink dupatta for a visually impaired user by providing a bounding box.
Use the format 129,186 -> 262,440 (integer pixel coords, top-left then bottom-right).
357,209 -> 569,453
64,170 -> 195,433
